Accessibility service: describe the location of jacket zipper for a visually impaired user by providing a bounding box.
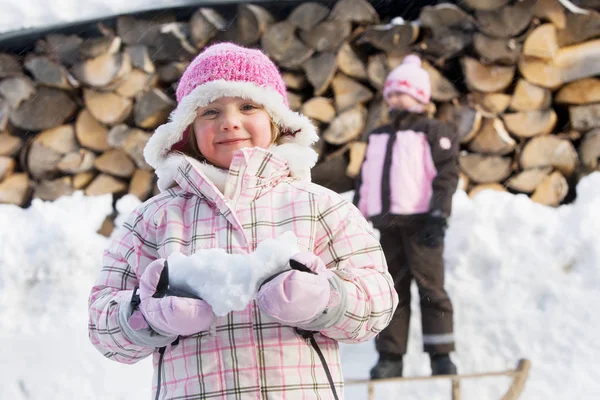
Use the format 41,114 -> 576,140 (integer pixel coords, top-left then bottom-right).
155,346 -> 166,400
296,329 -> 340,400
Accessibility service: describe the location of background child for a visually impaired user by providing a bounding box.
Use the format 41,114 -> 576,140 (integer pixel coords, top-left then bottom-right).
354,54 -> 460,379
88,43 -> 398,399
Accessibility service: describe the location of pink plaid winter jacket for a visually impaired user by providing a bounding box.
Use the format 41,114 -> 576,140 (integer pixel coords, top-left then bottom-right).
88,148 -> 397,399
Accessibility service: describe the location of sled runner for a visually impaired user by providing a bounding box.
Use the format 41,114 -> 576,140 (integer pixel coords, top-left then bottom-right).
345,358 -> 531,400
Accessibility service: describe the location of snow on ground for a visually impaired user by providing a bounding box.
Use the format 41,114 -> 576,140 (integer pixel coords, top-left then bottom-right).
1,173 -> 599,399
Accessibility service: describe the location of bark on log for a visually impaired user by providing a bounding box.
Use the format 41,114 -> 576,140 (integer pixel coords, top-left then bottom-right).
0,53 -> 23,78
238,4 -> 274,46
24,55 -> 79,89
0,76 -> 35,108
328,0 -> 379,24
475,0 -> 536,38
299,21 -> 351,52
459,0 -> 509,11
473,33 -> 522,65
532,0 -> 566,29
133,88 -> 175,129
302,52 -> 337,96
190,8 -> 227,48
569,103 -> 600,131
358,21 -> 418,54
557,8 -> 600,47
79,36 -> 121,59
125,45 -> 155,73
34,176 -> 74,201
288,2 -> 329,30
423,62 -> 460,101
337,43 -> 367,80
366,53 -> 389,91
322,104 -> 367,145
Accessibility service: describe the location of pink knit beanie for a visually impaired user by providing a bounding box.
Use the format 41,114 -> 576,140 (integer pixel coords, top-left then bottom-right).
383,54 -> 431,104
144,42 -> 318,179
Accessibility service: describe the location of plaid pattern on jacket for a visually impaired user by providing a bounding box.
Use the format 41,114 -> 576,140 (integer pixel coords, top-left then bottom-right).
88,148 -> 398,399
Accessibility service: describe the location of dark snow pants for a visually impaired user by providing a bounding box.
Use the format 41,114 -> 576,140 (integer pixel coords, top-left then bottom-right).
375,222 -> 455,356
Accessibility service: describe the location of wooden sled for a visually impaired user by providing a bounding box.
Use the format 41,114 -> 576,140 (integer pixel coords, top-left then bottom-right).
345,358 -> 531,400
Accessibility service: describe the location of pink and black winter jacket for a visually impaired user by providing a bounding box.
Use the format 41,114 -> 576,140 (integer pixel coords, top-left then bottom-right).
354,111 -> 459,227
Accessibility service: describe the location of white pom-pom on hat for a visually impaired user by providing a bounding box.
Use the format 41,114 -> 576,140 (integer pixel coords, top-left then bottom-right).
402,54 -> 422,67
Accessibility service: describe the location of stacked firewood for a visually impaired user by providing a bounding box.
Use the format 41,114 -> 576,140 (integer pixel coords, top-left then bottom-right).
1,0 -> 600,215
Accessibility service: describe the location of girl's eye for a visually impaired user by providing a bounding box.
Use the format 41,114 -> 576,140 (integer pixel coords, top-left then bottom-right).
200,109 -> 218,117
241,104 -> 258,111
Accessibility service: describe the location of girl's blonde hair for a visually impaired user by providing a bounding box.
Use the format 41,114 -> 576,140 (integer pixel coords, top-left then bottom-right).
172,115 -> 281,162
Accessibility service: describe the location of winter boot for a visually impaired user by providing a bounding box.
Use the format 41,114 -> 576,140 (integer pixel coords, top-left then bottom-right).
369,353 -> 403,380
430,354 -> 457,376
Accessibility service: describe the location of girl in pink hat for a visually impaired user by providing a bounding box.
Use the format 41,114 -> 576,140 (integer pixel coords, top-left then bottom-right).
88,42 -> 398,399
354,54 -> 459,379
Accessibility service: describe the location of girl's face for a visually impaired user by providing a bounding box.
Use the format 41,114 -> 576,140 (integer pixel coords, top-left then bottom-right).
193,97 -> 273,169
385,92 -> 423,112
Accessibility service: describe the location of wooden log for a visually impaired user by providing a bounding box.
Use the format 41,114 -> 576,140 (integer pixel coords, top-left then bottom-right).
363,97 -> 389,138
23,55 -> 78,89
57,149 -> 96,174
0,156 -> 15,181
35,34 -> 83,67
569,103 -> 600,131
422,62 -> 460,101
0,133 -> 22,157
301,97 -> 336,123
579,128 -> 600,171
555,78 -> 600,104
85,174 -> 127,196
459,153 -> 512,183
420,4 -> 477,31
287,92 -> 302,112
261,21 -> 314,68
115,70 -> 156,98
530,171 -> 569,206
328,0 -> 379,24
71,52 -> 132,89
157,62 -> 188,84
94,149 -> 135,178
311,146 -> 354,193
190,8 -> 226,49
506,167 -> 553,193
117,16 -> 167,46
288,2 -> 329,30
366,53 -> 389,91
520,135 -> 579,175
121,128 -> 152,170
75,110 -> 110,152
133,88 -> 175,129
469,117 -> 516,156
503,110 -> 557,138
299,21 -> 351,52
282,72 -> 307,91
125,45 -> 155,74
523,24 -> 558,60
437,103 -> 482,143
337,43 -> 367,80
84,89 -> 133,126
532,0 -> 566,29
473,33 -> 522,65
509,80 -> 552,111
0,173 -> 31,205
419,28 -> 472,61
557,8 -> 600,47
458,171 -> 470,192
302,52 -> 337,96
357,21 -> 418,54
27,139 -> 63,180
34,177 -> 74,201
27,125 -> 77,179
129,169 -> 155,201
470,92 -> 511,115
461,57 -> 515,93
238,4 -> 274,46
79,35 -> 121,59
468,183 -> 507,198
73,171 -> 96,190
150,23 -> 197,63
331,73 -> 373,113
10,87 -> 76,131
475,0 -> 536,38
346,141 -> 367,178
459,0 -> 509,11
0,53 -> 23,78
518,39 -> 600,89
0,76 -> 35,108
322,104 -> 367,145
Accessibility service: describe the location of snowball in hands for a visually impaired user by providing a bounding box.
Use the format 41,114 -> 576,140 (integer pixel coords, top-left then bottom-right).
167,231 -> 300,316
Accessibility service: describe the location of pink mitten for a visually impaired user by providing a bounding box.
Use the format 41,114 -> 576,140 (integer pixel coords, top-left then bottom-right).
130,259 -> 215,336
256,252 -> 338,326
